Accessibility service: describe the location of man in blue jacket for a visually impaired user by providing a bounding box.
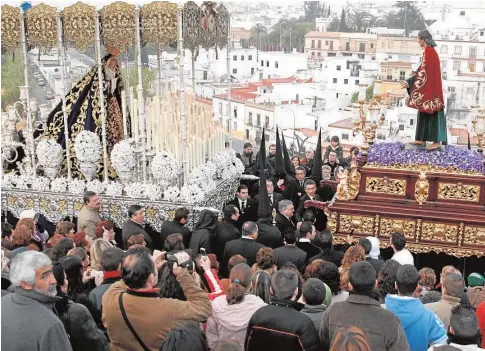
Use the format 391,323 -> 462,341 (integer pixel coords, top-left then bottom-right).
385,264 -> 447,351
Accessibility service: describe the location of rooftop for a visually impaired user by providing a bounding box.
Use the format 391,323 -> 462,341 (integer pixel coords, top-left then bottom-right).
328,118 -> 354,130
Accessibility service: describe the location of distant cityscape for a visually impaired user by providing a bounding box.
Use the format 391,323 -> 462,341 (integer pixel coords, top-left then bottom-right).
4,1 -> 485,154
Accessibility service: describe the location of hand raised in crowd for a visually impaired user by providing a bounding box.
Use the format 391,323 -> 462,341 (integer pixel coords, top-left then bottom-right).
153,250 -> 166,271
198,256 -> 211,272
277,179 -> 284,187
82,268 -> 95,283
172,262 -> 188,278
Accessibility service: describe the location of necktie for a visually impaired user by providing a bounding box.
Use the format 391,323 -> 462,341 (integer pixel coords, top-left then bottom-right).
241,201 -> 246,214
269,195 -> 273,206
300,181 -> 303,187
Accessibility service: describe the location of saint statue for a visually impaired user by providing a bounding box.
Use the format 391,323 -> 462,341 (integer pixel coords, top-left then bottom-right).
42,47 -> 129,177
401,30 -> 446,151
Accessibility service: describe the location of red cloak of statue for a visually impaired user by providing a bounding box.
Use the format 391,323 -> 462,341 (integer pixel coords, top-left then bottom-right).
407,46 -> 445,114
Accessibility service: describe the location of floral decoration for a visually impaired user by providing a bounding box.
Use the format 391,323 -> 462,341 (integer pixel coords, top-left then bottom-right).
150,151 -> 181,183
365,142 -> 485,175
68,179 -> 86,194
14,174 -> 30,190
163,186 -> 180,202
144,183 -> 163,201
124,182 -> 146,199
2,173 -> 17,189
105,182 -> 123,197
36,139 -> 64,167
50,177 -> 68,193
180,184 -> 205,204
31,176 -> 50,191
110,139 -> 136,174
86,179 -> 105,194
74,131 -> 101,163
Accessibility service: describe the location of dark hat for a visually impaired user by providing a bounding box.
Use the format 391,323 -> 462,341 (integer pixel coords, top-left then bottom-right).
312,128 -> 323,179
281,131 -> 294,175
275,126 -> 284,173
258,128 -> 271,219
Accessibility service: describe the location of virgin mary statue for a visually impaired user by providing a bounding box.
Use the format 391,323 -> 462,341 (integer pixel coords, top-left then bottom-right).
42,47 -> 130,177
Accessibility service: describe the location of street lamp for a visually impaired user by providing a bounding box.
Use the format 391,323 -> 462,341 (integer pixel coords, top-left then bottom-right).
352,82 -> 388,155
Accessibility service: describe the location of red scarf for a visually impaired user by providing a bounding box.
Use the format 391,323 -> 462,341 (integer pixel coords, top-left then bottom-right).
408,46 -> 444,114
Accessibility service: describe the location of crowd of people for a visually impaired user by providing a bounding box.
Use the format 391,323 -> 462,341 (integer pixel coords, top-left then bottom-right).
1,136 -> 484,351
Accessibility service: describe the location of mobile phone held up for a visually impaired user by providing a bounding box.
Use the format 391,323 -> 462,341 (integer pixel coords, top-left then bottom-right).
200,248 -> 207,257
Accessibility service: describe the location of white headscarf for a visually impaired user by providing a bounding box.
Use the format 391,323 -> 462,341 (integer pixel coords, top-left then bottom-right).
366,236 -> 381,260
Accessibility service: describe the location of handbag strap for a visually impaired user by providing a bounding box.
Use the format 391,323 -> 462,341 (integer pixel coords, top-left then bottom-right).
118,292 -> 150,351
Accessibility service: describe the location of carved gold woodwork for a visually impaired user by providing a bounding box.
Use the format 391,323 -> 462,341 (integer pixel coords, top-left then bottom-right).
336,164 -> 361,201
340,214 -> 374,235
141,1 -> 177,48
325,211 -> 337,232
365,176 -> 406,196
1,5 -> 21,53
62,2 -> 96,52
25,3 -> 58,49
414,168 -> 429,206
463,225 -> 485,246
380,218 -> 416,240
437,182 -> 480,202
364,162 -> 484,176
100,2 -> 136,52
421,222 -> 458,243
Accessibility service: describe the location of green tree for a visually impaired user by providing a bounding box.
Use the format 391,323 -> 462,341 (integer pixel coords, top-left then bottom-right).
347,10 -> 375,32
351,91 -> 359,103
386,1 -> 426,36
1,51 -> 24,109
251,23 -> 268,50
327,17 -> 340,31
366,84 -> 374,100
338,8 -> 348,32
121,66 -> 157,99
304,1 -> 326,22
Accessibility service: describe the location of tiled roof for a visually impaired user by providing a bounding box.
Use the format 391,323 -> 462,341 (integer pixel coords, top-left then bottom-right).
328,118 -> 354,130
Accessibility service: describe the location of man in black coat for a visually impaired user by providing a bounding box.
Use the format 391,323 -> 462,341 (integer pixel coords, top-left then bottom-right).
295,180 -> 327,232
213,204 -> 241,263
245,270 -> 319,351
294,167 -> 309,198
273,228 -> 307,273
226,184 -> 258,230
309,231 -> 345,267
296,221 -> 321,262
159,207 -> 192,250
275,199 -> 296,236
221,221 -> 265,278
254,179 -> 283,213
121,205 -> 153,249
87,247 -> 123,335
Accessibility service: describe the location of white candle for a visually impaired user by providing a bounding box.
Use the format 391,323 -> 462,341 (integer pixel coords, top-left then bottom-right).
121,90 -> 128,138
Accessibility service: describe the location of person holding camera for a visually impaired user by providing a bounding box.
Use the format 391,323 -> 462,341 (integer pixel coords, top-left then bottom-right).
102,247 -> 212,350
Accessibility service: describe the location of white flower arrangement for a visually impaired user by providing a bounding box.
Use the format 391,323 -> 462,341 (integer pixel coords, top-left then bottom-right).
68,179 -> 86,194
124,182 -> 146,198
86,179 -> 105,195
221,167 -> 237,180
233,157 -> 245,175
74,131 -> 101,163
150,151 -> 181,183
240,174 -> 259,180
144,183 -> 163,201
110,139 -> 136,173
36,139 -> 64,167
163,186 -> 180,202
105,181 -> 123,197
14,174 -> 30,190
50,177 -> 68,193
180,184 -> 205,204
2,173 -> 17,189
202,161 -> 217,180
31,176 -> 50,191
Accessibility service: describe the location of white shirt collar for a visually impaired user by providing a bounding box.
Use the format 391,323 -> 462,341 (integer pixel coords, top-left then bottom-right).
299,238 -> 311,243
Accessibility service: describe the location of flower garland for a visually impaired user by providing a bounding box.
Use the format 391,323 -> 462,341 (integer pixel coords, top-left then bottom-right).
144,184 -> 163,201
180,184 -> 205,204
31,176 -> 50,191
86,179 -> 105,195
36,139 -> 63,167
110,139 -> 136,174
163,186 -> 180,202
68,179 -> 86,194
124,182 -> 146,199
150,151 -> 181,183
74,131 -> 101,163
51,177 -> 68,193
105,182 -> 123,197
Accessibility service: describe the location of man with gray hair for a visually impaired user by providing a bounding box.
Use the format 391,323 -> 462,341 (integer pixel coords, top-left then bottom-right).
1,251 -> 72,351
275,199 -> 296,236
220,221 -> 265,277
245,269 -> 319,350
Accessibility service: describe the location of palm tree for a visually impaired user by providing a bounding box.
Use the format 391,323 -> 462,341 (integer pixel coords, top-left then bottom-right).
347,10 -> 374,32
251,24 -> 267,51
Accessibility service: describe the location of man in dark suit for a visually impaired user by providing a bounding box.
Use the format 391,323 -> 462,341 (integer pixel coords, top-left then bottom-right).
296,221 -> 321,262
254,179 -> 283,213
273,228 -> 307,273
295,179 -> 327,231
226,184 -> 258,230
274,199 -> 296,236
213,204 -> 241,263
121,205 -> 153,249
221,221 -> 265,278
159,207 -> 192,249
294,167 -> 309,199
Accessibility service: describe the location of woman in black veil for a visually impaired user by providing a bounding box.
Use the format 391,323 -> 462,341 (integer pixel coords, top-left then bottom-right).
42,47 -> 130,177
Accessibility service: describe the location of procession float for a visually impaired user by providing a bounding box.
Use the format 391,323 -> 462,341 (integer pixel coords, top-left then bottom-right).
1,1 -> 251,230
